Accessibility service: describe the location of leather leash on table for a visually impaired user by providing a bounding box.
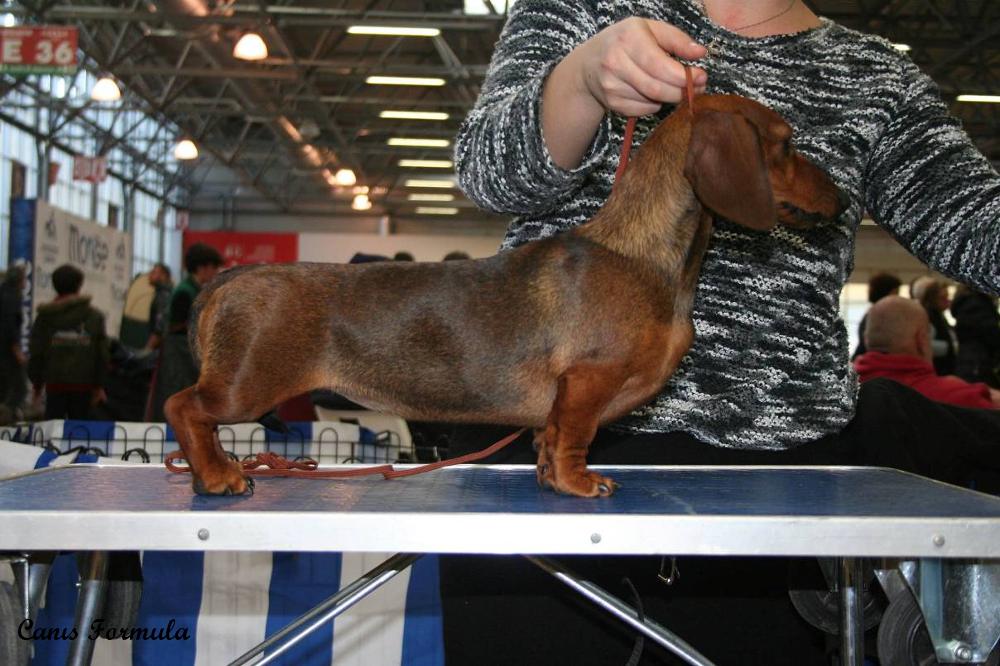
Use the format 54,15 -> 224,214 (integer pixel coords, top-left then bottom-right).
164,428 -> 527,480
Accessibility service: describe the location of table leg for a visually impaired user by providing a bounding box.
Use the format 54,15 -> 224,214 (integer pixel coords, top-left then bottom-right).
525,555 -> 716,666
837,556 -> 865,666
66,551 -> 109,666
228,552 -> 421,666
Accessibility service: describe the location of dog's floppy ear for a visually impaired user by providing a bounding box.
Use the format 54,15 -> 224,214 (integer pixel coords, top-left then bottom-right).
684,108 -> 776,231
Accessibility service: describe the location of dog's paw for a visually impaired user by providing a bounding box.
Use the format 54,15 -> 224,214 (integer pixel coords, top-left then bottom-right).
547,467 -> 619,498
192,460 -> 253,496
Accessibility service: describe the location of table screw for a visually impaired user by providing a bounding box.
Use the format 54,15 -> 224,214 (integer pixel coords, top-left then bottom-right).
932,534 -> 946,548
197,528 -> 210,541
954,644 -> 973,662
590,533 -> 602,544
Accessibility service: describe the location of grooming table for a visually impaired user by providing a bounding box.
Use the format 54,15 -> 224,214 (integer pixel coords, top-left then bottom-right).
1,464 -> 999,665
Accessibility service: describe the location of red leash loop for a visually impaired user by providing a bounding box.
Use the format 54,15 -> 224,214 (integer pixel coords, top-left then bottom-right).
685,65 -> 695,111
612,116 -> 638,191
164,428 -> 527,482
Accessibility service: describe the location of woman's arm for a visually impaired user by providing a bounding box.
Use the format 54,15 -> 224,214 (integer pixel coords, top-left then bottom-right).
455,2 -> 705,215
865,61 -> 1000,293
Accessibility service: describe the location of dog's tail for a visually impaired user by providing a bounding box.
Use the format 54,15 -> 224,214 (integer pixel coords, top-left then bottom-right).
187,264 -> 261,369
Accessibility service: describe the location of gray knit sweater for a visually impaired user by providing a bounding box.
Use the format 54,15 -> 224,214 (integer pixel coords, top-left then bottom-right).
454,0 -> 1000,449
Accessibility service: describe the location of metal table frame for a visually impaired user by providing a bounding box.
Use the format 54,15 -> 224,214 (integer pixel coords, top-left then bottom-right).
2,463 -> 999,666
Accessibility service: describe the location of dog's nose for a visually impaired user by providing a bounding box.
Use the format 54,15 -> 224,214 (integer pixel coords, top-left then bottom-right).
835,189 -> 851,215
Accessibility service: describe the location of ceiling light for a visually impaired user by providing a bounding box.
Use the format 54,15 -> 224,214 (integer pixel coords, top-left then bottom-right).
233,32 -> 268,61
408,193 -> 455,202
301,144 -> 322,167
380,110 -> 450,121
90,76 -> 121,102
415,206 -> 458,215
957,94 -> 1000,103
367,76 -> 446,87
352,194 -> 372,211
348,26 -> 441,37
388,137 -> 450,148
405,178 -> 455,189
399,159 -> 453,168
334,168 -> 357,186
277,116 -> 302,142
892,43 -> 911,52
173,139 -> 199,160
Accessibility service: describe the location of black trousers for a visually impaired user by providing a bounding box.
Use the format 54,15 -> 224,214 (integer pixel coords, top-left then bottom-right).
439,379 -> 1000,665
45,390 -> 93,420
0,353 -> 26,412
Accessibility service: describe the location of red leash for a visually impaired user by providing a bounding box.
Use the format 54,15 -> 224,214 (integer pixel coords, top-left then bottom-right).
164,428 -> 527,481
612,115 -> 638,191
612,67 -> 696,194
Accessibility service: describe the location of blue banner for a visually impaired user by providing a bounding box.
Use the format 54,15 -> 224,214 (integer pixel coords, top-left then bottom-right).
8,197 -> 36,351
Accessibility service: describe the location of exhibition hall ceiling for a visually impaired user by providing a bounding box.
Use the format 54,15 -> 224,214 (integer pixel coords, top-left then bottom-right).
14,1 -> 999,219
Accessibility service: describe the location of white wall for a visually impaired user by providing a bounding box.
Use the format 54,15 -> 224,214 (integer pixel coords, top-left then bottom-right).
296,232 -> 505,263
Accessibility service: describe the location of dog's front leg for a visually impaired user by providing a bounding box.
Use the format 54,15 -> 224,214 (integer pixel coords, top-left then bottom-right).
165,385 -> 251,495
537,367 -> 624,497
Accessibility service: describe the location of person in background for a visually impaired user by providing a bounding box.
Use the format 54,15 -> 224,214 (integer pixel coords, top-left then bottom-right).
950,285 -> 1000,388
911,276 -> 958,375
393,251 -> 415,261
148,244 -> 223,421
851,271 -> 901,360
854,295 -> 999,409
442,250 -> 470,261
0,265 -> 28,421
144,263 -> 173,351
27,264 -> 109,419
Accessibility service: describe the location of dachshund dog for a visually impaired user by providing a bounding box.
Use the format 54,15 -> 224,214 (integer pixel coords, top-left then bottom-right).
165,94 -> 847,498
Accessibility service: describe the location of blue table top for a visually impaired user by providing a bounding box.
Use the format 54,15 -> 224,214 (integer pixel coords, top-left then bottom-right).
0,464 -> 997,517
1,465 -> 998,556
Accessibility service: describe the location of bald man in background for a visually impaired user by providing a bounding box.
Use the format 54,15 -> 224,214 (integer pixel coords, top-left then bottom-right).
853,295 -> 1000,409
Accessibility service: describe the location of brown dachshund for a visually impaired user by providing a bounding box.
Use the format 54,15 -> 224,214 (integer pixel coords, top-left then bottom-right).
165,94 -> 847,498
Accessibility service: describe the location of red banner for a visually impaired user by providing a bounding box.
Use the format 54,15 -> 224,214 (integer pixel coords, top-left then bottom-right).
183,231 -> 298,268
0,26 -> 77,74
72,155 -> 108,183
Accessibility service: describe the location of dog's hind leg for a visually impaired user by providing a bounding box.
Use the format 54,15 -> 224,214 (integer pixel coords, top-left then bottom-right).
537,366 -> 626,497
165,385 -> 251,495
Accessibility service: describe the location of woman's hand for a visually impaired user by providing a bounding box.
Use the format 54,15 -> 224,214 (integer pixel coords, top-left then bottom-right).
542,18 -> 707,169
576,18 -> 708,116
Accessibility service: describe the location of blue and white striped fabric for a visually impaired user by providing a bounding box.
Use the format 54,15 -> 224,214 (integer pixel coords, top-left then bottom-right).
0,428 -> 444,666
23,550 -> 443,666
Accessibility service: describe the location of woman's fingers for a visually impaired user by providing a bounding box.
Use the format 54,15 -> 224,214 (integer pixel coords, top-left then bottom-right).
615,51 -> 689,104
584,17 -> 710,115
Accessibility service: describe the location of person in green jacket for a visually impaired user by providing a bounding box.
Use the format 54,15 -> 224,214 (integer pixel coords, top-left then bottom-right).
148,243 -> 223,421
28,264 -> 110,420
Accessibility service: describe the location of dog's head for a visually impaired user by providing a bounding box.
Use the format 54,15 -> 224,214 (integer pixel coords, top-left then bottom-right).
682,95 -> 848,231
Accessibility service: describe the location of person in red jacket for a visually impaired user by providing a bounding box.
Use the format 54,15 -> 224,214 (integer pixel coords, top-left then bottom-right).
853,295 -> 1000,409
